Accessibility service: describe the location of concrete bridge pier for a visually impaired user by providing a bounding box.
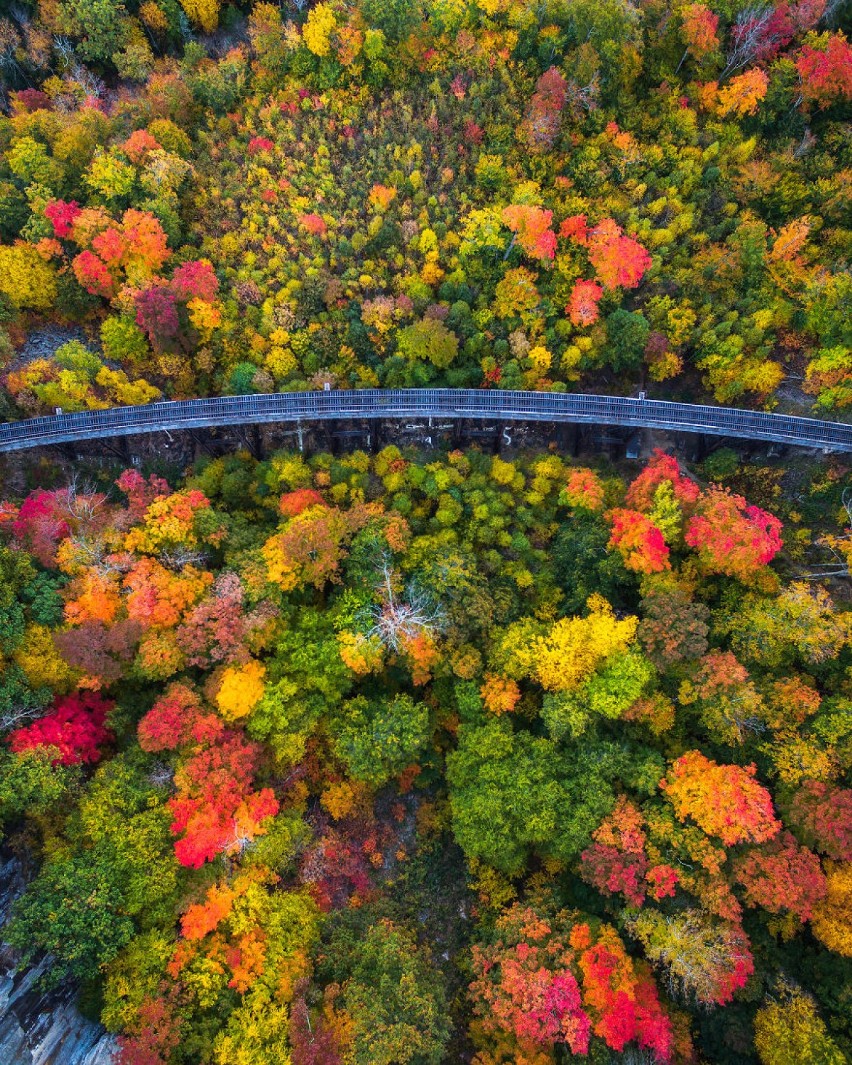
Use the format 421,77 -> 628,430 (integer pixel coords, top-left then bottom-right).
452,417 -> 465,450
370,418 -> 382,454
248,424 -> 265,461
187,428 -> 217,459
95,435 -> 131,464
682,432 -> 707,463
554,421 -> 581,456
492,423 -> 504,454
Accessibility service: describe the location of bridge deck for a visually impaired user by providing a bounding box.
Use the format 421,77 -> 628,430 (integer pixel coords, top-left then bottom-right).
0,389 -> 850,453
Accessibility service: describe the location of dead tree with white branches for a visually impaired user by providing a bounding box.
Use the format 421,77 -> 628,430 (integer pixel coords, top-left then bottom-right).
366,554 -> 446,653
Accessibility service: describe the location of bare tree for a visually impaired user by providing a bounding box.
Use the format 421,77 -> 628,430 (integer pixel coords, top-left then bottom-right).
147,762 -> 174,788
632,909 -> 754,1005
52,35 -> 75,69
52,475 -> 106,527
565,75 -> 600,118
793,128 -> 817,158
160,546 -> 209,570
0,704 -> 44,734
64,535 -> 125,576
719,697 -> 768,744
721,5 -> 776,80
70,62 -> 105,99
802,487 -> 852,580
221,820 -> 257,862
367,554 -> 446,653
0,17 -> 21,75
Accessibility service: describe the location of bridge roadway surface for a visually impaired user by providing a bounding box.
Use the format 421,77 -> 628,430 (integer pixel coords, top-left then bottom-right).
0,389 -> 851,453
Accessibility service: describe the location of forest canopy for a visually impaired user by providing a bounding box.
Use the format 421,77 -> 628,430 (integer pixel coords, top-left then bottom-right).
0,443 -> 851,1063
2,0 -> 852,1061
0,0 -> 849,414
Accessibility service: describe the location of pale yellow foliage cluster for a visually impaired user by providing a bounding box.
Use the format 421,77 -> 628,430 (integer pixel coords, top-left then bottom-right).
302,2 -> 337,56
754,988 -> 845,1065
13,624 -> 78,693
534,596 -> 638,691
0,244 -> 57,311
501,594 -> 638,692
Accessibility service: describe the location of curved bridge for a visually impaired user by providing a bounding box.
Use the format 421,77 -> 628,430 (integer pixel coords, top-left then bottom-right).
0,389 -> 851,454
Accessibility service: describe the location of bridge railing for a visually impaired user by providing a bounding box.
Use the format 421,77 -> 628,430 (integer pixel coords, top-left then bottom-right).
0,390 -> 851,453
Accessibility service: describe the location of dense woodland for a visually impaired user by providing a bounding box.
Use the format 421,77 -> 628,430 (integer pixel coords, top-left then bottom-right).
1,0 -> 852,1063
0,444 -> 851,1063
0,0 -> 849,412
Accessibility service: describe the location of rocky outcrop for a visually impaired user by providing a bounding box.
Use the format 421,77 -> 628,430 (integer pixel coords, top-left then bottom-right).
0,855 -> 117,1065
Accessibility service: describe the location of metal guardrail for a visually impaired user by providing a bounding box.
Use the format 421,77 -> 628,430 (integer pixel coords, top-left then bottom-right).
0,389 -> 851,453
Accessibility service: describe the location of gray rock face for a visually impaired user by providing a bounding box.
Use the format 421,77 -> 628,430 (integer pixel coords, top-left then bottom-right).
0,856 -> 117,1065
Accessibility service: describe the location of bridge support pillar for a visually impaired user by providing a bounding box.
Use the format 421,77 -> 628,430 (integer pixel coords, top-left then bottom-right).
555,422 -> 579,455
189,429 -> 215,458
249,425 -> 264,461
452,418 -> 465,449
572,423 -> 582,456
100,435 -> 131,464
324,420 -> 338,454
683,432 -> 704,462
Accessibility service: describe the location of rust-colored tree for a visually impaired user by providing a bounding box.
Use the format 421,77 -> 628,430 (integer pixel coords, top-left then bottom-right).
661,751 -> 780,845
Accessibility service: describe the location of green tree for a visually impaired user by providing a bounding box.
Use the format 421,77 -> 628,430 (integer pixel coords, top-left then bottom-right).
7,855 -> 136,986
332,692 -> 431,786
247,609 -> 353,765
397,318 -> 459,370
361,0 -> 421,42
541,650 -> 654,739
446,719 -> 618,874
0,748 -> 80,826
325,917 -> 450,1065
605,309 -> 650,374
552,513 -> 635,613
60,0 -> 131,62
71,752 -> 180,926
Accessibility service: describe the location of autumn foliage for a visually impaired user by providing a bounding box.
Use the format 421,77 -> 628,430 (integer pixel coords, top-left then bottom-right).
685,489 -> 783,580
470,904 -> 674,1060
0,0 -> 849,1051
138,684 -> 278,867
607,510 -> 671,573
0,435 -> 846,1059
797,33 -> 852,107
8,692 -> 114,765
662,752 -> 781,846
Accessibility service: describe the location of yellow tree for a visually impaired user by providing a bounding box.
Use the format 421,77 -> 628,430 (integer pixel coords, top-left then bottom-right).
811,862 -> 852,957
499,595 -> 638,692
754,986 -> 845,1065
178,0 -> 220,33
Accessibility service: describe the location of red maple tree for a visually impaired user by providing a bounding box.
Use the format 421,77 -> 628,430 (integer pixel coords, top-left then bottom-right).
797,32 -> 852,108
8,692 -> 114,765
607,509 -> 671,573
733,832 -> 827,921
685,489 -> 782,580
